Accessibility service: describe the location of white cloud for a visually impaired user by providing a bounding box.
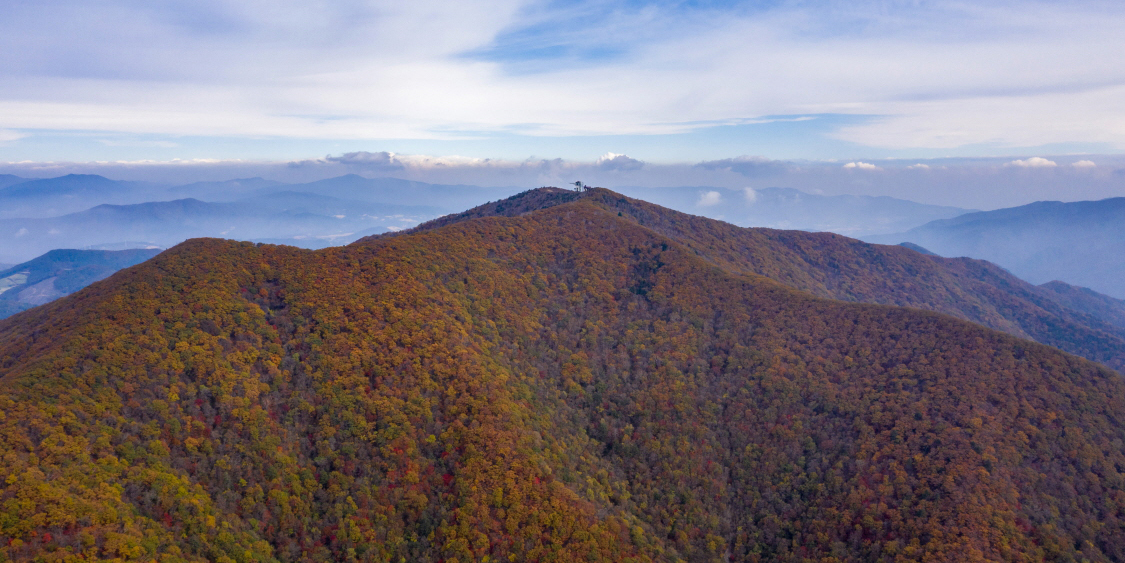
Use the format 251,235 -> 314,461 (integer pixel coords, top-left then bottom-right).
595,152 -> 644,171
0,0 -> 1124,153
1072,159 -> 1097,168
843,162 -> 879,170
1007,157 -> 1057,168
743,187 -> 758,203
698,190 -> 722,206
0,130 -> 25,142
14,228 -> 28,237
908,163 -> 930,169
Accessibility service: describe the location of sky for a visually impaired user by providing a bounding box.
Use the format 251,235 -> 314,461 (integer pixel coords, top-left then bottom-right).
2,0 -> 1125,207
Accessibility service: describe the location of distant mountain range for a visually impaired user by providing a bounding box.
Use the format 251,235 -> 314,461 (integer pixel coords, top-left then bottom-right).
0,173 -> 516,218
0,174 -> 526,263
0,248 -> 162,318
0,196 -> 428,262
867,197 -> 1125,299
615,186 -> 972,236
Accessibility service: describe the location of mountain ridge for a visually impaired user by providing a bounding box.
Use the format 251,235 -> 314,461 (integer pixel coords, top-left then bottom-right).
370,187 -> 1125,372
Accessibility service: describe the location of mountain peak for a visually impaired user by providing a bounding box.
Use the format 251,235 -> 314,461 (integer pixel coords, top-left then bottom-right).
359,186 -> 1125,372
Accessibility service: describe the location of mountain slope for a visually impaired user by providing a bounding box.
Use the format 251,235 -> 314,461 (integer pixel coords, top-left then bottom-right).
1038,280 -> 1125,331
0,248 -> 163,319
2,191 -> 1125,561
866,197 -> 1125,299
387,188 -> 1125,372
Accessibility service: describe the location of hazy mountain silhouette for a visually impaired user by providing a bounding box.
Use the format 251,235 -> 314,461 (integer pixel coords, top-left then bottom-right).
0,175 -> 27,190
615,186 -> 971,236
0,174 -> 160,219
0,194 -> 436,263
867,197 -> 1125,298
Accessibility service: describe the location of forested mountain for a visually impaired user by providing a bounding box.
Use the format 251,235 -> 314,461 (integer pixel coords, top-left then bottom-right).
3,188 -> 1125,561
1038,280 -> 1125,331
0,248 -> 163,319
866,197 -> 1125,299
393,188 -> 1125,372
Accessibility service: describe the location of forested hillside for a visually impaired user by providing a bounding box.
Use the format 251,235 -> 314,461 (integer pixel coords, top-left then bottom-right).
3,190 -> 1125,561
391,188 -> 1125,372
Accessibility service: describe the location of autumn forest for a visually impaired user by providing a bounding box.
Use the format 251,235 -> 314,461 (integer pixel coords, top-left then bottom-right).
2,188 -> 1125,562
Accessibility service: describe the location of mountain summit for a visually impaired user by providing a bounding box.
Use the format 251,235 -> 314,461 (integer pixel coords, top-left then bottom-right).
1,188 -> 1124,561
382,187 -> 1125,372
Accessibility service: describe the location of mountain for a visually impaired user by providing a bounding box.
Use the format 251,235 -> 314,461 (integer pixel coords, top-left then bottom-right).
615,186 -> 971,236
0,175 -> 26,190
1038,279 -> 1125,331
393,188 -> 1125,372
280,174 -> 522,210
3,188 -> 1125,561
167,177 -> 288,202
0,195 -> 437,264
0,174 -> 159,219
866,197 -> 1125,299
0,174 -> 518,264
0,248 -> 163,319
0,174 -> 126,199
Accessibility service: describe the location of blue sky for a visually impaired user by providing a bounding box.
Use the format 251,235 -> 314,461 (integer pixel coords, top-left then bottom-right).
1,1 -> 1124,170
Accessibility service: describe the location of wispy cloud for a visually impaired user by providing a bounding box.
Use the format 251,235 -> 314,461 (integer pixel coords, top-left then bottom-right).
843,162 -> 879,170
1072,159 -> 1097,168
1,0 -> 1124,156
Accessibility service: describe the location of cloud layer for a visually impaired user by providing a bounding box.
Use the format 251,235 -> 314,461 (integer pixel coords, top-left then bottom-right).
1,0 -> 1125,155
